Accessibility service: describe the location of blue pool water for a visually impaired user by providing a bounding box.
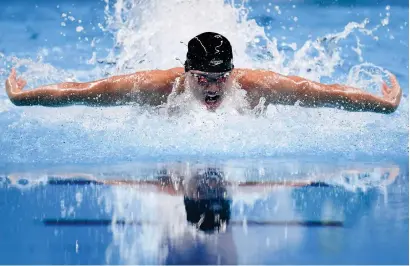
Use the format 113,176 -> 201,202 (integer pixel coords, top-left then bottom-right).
0,0 -> 408,264
1,159 -> 409,264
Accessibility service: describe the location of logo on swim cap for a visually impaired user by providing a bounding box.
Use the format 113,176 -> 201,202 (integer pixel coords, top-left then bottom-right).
210,59 -> 223,66
185,32 -> 234,73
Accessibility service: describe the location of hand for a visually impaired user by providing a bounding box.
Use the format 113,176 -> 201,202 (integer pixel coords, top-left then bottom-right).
381,74 -> 402,111
5,68 -> 26,101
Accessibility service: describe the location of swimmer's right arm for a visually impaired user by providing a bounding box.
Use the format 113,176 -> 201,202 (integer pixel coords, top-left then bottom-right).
5,68 -> 183,106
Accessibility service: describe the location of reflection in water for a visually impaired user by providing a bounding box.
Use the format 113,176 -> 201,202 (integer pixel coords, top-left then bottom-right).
183,169 -> 231,232
1,160 -> 405,264
106,167 -> 238,264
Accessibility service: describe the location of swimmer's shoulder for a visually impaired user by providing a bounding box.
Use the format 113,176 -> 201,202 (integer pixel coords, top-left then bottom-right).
232,68 -> 281,92
232,68 -> 279,79
131,67 -> 185,94
162,67 -> 185,94
167,67 -> 185,75
231,68 -> 255,92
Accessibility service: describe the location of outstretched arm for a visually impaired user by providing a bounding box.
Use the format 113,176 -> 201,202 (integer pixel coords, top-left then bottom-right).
47,173 -> 183,195
241,70 -> 402,114
5,68 -> 183,107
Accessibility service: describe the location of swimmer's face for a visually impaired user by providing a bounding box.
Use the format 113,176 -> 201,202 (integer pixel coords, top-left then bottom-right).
187,70 -> 233,110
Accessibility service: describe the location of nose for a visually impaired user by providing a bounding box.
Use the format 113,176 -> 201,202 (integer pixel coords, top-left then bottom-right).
205,83 -> 221,93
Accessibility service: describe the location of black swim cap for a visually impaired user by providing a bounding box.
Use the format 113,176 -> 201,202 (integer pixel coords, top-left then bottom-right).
184,197 -> 231,232
185,32 -> 234,73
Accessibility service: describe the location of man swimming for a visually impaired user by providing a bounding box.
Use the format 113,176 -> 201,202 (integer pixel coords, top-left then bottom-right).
5,32 -> 402,113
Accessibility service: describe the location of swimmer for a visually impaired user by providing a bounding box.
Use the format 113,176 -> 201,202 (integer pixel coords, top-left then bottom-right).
5,32 -> 402,113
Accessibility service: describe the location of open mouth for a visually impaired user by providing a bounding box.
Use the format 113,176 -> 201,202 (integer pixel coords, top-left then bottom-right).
205,94 -> 221,105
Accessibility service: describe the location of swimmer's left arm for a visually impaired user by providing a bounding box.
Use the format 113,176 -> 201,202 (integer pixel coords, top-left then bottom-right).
243,70 -> 402,114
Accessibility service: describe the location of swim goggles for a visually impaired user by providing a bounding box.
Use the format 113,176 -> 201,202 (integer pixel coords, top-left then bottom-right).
191,72 -> 230,86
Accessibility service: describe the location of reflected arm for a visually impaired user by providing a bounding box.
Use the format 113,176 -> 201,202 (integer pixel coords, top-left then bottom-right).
43,173 -> 184,195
